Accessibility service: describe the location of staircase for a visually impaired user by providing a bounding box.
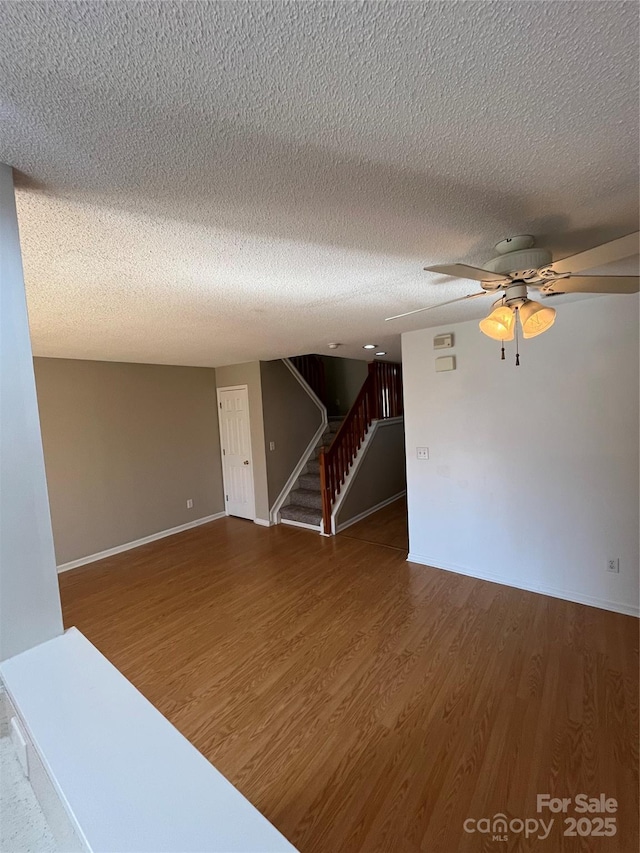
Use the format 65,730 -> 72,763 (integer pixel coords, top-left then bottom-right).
319,361 -> 403,534
279,417 -> 342,529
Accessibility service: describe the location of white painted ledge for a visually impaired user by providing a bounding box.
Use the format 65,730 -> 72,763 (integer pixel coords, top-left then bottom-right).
0,628 -> 297,853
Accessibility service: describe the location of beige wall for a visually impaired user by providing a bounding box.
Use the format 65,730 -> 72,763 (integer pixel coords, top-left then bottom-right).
335,418 -> 406,526
215,361 -> 270,521
34,358 -> 224,565
320,356 -> 369,416
260,360 -> 323,507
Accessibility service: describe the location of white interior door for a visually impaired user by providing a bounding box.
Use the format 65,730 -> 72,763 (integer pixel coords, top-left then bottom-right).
217,386 -> 256,520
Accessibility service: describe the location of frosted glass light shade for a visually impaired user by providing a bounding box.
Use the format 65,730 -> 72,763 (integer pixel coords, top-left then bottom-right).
479,304 -> 515,341
520,300 -> 556,338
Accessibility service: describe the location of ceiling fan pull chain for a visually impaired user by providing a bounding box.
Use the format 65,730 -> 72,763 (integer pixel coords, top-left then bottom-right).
515,307 -> 520,366
501,342 -> 505,360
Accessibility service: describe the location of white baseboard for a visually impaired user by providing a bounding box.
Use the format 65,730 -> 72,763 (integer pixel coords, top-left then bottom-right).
57,512 -> 227,573
335,491 -> 406,534
280,518 -> 321,532
254,518 -> 272,527
406,552 -> 640,618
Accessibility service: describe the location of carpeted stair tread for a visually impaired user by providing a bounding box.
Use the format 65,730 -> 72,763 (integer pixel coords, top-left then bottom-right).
278,415 -> 345,531
299,473 -> 321,490
309,424 -> 341,458
280,504 -> 322,526
288,488 -> 323,510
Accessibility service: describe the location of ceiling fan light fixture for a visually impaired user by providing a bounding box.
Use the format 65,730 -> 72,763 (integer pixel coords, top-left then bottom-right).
479,303 -> 515,341
519,300 -> 556,339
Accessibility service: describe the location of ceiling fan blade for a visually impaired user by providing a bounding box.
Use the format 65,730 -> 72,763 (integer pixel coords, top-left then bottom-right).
425,263 -> 511,284
385,292 -> 488,321
549,232 -> 639,275
542,275 -> 639,295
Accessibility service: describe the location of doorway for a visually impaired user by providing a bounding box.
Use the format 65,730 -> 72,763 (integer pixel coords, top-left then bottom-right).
217,385 -> 256,521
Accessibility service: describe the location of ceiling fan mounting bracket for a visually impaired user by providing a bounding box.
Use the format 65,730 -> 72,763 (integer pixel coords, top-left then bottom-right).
493,235 -> 535,254
484,247 -> 553,276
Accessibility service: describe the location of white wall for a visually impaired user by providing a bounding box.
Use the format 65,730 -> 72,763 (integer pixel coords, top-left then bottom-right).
402,294 -> 639,617
0,164 -> 63,659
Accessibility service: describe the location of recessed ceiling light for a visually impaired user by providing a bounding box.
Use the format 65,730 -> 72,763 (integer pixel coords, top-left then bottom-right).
363,344 -> 377,349
375,351 -> 386,356
327,343 -> 340,349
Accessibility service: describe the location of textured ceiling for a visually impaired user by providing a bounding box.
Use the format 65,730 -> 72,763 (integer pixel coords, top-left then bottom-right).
1,1 -> 638,367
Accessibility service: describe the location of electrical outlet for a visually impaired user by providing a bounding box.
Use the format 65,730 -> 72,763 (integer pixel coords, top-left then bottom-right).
186,499 -> 193,509
416,447 -> 429,460
269,441 -> 276,451
607,558 -> 619,573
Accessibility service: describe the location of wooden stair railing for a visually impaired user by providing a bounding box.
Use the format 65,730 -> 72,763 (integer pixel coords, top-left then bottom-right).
319,361 -> 403,534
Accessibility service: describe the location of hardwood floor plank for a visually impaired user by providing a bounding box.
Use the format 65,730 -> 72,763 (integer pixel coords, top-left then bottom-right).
338,496 -> 409,551
58,517 -> 639,852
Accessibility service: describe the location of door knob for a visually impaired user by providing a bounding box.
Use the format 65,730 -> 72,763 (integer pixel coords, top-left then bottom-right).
243,460 -> 250,465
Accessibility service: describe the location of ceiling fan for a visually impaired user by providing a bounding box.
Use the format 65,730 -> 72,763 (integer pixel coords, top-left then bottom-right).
386,232 -> 639,352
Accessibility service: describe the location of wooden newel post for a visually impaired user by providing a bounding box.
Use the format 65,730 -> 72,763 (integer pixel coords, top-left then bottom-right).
318,447 -> 331,535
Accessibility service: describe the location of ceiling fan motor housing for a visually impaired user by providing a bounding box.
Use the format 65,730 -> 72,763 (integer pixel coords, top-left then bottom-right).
503,282 -> 529,307
483,247 -> 552,278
